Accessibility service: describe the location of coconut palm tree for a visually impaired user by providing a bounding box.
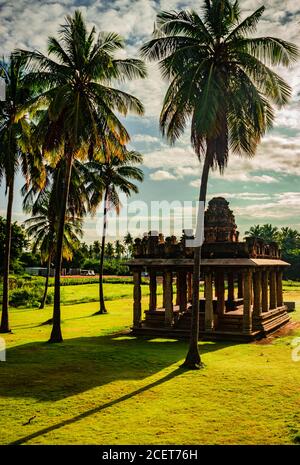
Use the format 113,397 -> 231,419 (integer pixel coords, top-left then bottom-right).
19,10 -> 146,342
261,224 -> 280,243
0,54 -> 44,333
25,193 -> 83,309
105,242 -> 115,259
23,159 -> 89,308
244,225 -> 264,240
279,227 -> 300,254
141,0 -> 299,368
115,240 -> 125,259
92,241 -> 101,259
86,150 -> 144,314
245,224 -> 279,243
124,232 -> 134,257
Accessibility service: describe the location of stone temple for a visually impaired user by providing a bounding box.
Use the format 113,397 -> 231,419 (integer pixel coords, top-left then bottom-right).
127,197 -> 291,341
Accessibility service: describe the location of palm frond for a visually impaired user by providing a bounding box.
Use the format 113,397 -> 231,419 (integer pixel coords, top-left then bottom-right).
225,6 -> 265,41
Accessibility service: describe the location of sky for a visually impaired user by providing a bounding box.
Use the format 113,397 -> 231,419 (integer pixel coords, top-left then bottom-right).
1,0 -> 300,243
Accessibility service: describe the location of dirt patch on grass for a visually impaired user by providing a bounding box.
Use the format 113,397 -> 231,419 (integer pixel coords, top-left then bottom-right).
255,321 -> 300,344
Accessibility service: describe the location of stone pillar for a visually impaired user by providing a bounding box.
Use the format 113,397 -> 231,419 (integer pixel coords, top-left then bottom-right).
252,270 -> 262,317
187,272 -> 192,302
162,272 -> 166,308
277,270 -> 283,307
238,273 -> 244,299
227,273 -> 235,302
261,270 -> 269,312
164,271 -> 174,327
269,270 -> 277,309
216,271 -> 225,316
178,271 -> 187,313
243,270 -> 252,334
133,270 -> 142,328
176,272 -> 180,306
215,274 -> 219,298
149,270 -> 157,311
205,273 -> 214,331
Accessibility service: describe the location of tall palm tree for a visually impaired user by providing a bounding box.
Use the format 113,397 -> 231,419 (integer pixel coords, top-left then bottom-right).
244,224 -> 264,240
124,232 -> 134,257
86,150 -> 144,314
115,240 -> 125,259
20,10 -> 146,342
279,227 -> 300,254
92,241 -> 101,259
245,224 -> 279,243
105,242 -> 115,259
260,224 -> 280,243
23,159 -> 88,308
25,193 -> 83,309
141,0 -> 299,368
0,54 -> 44,333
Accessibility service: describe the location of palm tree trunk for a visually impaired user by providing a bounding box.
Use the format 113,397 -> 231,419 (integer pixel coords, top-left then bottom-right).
0,176 -> 14,333
94,188 -> 108,315
49,153 -> 73,343
39,256 -> 51,309
181,146 -> 212,369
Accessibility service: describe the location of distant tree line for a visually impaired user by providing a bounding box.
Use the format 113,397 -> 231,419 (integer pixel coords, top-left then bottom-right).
245,224 -> 300,280
4,218 -> 300,281
0,216 -> 134,275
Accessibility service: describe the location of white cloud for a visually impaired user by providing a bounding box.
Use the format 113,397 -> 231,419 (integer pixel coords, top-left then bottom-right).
144,146 -> 198,169
211,172 -> 279,183
143,130 -> 300,184
175,166 -> 200,177
274,103 -> 300,131
235,192 -> 300,220
190,172 -> 279,187
133,134 -> 160,143
210,192 -> 273,201
149,170 -> 177,181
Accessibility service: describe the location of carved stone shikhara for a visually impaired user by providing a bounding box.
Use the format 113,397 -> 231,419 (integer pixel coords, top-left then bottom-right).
132,198 -> 281,260
127,197 -> 291,341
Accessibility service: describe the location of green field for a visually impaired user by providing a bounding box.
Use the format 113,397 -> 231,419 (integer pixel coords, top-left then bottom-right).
0,281 -> 300,445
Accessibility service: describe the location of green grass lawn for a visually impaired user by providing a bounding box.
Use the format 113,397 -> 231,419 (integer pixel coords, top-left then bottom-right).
0,282 -> 300,445
60,281 -> 163,306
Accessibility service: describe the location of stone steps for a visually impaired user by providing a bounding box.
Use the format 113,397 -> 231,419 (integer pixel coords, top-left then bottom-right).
134,305 -> 291,341
132,326 -> 261,342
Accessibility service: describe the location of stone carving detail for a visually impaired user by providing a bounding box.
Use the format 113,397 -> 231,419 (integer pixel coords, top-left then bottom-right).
204,197 -> 239,243
132,198 -> 281,259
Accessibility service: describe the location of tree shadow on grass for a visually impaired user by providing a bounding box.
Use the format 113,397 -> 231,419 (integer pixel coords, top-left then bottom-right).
2,334 -> 239,445
13,308 -> 126,330
11,311 -> 98,330
1,334 -> 234,403
9,366 -> 183,445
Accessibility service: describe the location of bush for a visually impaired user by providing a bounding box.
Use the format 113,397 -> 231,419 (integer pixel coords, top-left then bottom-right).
55,277 -> 99,286
104,259 -> 129,276
283,252 -> 300,281
9,285 -> 53,308
82,258 -> 130,276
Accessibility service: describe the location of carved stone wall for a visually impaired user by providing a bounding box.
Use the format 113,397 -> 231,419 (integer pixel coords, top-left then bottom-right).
204,197 -> 239,243
132,197 -> 281,259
